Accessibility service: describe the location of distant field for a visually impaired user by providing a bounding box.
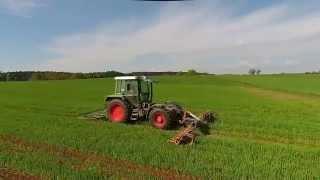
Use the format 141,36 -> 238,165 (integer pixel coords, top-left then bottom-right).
222,74 -> 320,95
0,75 -> 319,179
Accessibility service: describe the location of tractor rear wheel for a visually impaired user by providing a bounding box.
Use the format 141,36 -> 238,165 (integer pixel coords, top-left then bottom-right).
149,108 -> 172,129
107,99 -> 130,123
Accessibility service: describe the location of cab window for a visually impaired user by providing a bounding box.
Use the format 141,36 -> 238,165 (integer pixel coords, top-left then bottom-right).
126,80 -> 138,95
140,81 -> 149,94
140,81 -> 150,101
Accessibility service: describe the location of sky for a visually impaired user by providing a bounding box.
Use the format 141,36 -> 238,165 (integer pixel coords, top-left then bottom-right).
1,0 -> 320,74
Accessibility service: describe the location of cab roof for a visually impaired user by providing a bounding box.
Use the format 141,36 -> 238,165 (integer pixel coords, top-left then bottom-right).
114,76 -> 147,80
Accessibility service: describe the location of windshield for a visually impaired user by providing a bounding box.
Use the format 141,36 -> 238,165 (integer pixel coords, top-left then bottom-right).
126,80 -> 138,95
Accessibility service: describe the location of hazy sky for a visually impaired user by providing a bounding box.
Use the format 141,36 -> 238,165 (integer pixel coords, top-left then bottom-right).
1,0 -> 320,73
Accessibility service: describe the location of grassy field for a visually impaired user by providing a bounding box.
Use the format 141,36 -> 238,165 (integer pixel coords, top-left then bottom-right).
0,75 -> 319,179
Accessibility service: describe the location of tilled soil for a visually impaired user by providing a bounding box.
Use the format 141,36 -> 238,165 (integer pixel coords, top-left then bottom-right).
0,167 -> 42,180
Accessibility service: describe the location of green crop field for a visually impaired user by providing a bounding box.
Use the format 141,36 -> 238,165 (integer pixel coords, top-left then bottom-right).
0,75 -> 319,179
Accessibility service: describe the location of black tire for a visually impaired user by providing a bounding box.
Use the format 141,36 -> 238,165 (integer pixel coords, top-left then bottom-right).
149,108 -> 172,129
107,99 -> 130,123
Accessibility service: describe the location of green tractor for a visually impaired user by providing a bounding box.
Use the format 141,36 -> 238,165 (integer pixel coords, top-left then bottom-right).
105,76 -> 184,129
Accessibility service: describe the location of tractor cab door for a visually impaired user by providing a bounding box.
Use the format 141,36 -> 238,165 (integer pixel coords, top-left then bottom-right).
115,79 -> 139,106
139,80 -> 152,103
124,80 -> 139,106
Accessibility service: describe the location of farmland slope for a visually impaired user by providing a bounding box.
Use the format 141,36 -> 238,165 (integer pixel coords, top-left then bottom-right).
0,75 -> 319,179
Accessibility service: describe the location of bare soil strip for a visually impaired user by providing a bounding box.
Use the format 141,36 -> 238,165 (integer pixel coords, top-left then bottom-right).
0,167 -> 42,180
0,134 -> 199,179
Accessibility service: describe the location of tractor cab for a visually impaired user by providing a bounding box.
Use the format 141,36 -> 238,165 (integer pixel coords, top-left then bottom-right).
110,76 -> 153,105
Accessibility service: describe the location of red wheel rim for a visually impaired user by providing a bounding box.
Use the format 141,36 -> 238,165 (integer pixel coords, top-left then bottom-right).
153,112 -> 167,129
110,104 -> 125,122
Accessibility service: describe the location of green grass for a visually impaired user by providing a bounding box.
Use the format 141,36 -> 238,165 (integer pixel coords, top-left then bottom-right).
0,75 -> 319,179
222,74 -> 320,95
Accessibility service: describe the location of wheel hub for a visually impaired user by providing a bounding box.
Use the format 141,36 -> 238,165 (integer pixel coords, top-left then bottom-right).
155,115 -> 164,124
110,104 -> 125,122
153,112 -> 166,128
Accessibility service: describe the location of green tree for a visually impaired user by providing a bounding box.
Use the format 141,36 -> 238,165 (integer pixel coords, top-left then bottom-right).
256,69 -> 261,75
186,69 -> 198,75
248,68 -> 256,75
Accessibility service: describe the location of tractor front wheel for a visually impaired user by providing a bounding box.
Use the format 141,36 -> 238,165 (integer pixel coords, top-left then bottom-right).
107,99 -> 130,123
149,108 -> 172,129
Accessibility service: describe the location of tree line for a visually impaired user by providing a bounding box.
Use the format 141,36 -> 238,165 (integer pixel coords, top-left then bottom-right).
0,69 -> 210,82
0,71 -> 125,81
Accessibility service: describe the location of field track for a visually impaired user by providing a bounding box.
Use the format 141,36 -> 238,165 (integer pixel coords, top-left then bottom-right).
243,85 -> 320,103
